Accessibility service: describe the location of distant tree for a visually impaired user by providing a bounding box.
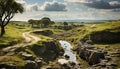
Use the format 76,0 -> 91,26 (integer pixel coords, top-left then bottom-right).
0,0 -> 24,36
63,22 -> 69,30
63,22 -> 68,26
41,17 -> 51,28
50,21 -> 55,25
28,19 -> 40,28
28,19 -> 34,27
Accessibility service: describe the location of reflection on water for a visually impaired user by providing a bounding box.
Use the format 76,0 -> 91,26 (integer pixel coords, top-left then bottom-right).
58,40 -> 77,64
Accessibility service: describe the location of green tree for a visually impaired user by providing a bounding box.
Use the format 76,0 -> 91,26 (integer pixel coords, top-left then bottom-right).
63,22 -> 68,26
28,19 -> 36,28
0,0 -> 24,36
63,22 -> 68,30
50,21 -> 55,25
28,19 -> 35,28
28,19 -> 40,28
41,17 -> 51,28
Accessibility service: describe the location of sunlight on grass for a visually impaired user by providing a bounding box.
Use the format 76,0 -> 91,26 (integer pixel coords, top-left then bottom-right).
0,22 -> 31,47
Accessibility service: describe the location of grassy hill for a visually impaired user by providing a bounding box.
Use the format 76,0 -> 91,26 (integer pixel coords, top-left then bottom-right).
0,21 -> 31,48
0,20 -> 120,69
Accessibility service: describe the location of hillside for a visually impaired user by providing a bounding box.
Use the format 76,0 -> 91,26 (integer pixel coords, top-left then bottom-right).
0,20 -> 120,69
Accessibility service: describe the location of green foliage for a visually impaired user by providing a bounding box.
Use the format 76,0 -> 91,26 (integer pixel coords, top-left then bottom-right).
0,0 -> 24,36
41,17 -> 52,28
28,17 -> 55,28
0,55 -> 25,67
0,22 -> 31,48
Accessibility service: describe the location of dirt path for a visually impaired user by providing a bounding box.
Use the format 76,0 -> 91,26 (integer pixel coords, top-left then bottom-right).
22,31 -> 40,45
2,31 -> 40,53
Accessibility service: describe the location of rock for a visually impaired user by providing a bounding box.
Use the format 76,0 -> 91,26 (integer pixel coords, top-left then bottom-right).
35,58 -> 43,69
110,63 -> 117,67
85,31 -> 120,44
69,61 -> 76,66
88,51 -> 105,65
58,59 -> 69,65
0,63 -> 17,69
112,52 -> 120,55
105,56 -> 112,61
77,40 -> 118,68
6,52 -> 15,56
77,43 -> 107,65
30,40 -> 64,61
105,45 -> 110,48
64,55 -> 70,60
97,63 -> 106,67
21,52 -> 35,60
101,60 -> 108,63
25,60 -> 37,69
106,66 -> 114,69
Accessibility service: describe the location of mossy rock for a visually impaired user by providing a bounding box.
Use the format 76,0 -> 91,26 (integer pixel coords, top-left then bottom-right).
28,40 -> 64,62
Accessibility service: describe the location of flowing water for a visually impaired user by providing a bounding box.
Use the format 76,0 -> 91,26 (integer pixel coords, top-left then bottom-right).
58,40 -> 77,64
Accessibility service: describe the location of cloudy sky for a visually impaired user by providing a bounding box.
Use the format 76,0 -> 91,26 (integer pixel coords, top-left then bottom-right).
13,0 -> 120,21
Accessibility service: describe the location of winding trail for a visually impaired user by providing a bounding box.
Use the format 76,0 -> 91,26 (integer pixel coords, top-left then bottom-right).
2,31 -> 41,53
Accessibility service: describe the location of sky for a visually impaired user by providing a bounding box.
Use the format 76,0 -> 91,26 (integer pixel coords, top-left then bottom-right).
13,0 -> 120,21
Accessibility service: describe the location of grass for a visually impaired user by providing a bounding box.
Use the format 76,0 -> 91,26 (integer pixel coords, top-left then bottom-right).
94,43 -> 120,68
0,20 -> 120,68
0,22 -> 31,47
62,20 -> 120,45
0,55 -> 25,67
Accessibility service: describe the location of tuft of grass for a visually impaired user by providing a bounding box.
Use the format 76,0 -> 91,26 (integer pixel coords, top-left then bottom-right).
0,55 -> 25,67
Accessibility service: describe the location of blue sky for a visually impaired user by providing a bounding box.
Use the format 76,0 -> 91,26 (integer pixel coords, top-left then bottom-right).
13,0 -> 120,21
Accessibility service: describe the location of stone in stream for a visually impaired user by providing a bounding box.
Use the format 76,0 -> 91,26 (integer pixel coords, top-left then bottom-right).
61,61 -> 81,69
64,55 -> 70,60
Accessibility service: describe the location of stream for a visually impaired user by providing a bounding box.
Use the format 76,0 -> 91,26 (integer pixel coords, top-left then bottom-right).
58,40 -> 77,64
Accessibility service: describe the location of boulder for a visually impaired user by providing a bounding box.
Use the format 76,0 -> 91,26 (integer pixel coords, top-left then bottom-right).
64,55 -> 70,60
21,52 -> 35,60
77,44 -> 107,65
88,51 -> 105,65
35,58 -> 43,69
25,60 -> 37,69
0,63 -> 17,69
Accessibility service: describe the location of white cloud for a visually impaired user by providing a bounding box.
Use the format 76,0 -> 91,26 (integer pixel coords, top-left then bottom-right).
16,0 -> 40,11
13,0 -> 120,21
16,0 -> 67,11
65,0 -> 120,10
65,0 -> 91,3
25,3 -> 39,11
40,1 -> 67,11
16,0 -> 26,4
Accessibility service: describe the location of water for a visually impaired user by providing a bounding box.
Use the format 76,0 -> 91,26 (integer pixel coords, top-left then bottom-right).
58,40 -> 77,64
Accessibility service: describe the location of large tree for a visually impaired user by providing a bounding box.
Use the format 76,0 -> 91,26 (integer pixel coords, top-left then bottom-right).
0,0 -> 24,36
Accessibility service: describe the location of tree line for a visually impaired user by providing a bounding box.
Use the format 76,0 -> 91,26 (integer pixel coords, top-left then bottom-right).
28,17 -> 55,28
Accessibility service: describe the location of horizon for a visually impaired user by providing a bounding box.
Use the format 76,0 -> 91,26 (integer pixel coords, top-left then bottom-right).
13,0 -> 120,21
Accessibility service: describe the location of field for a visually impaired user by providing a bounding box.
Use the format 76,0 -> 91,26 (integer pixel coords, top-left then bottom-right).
0,20 -> 120,69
